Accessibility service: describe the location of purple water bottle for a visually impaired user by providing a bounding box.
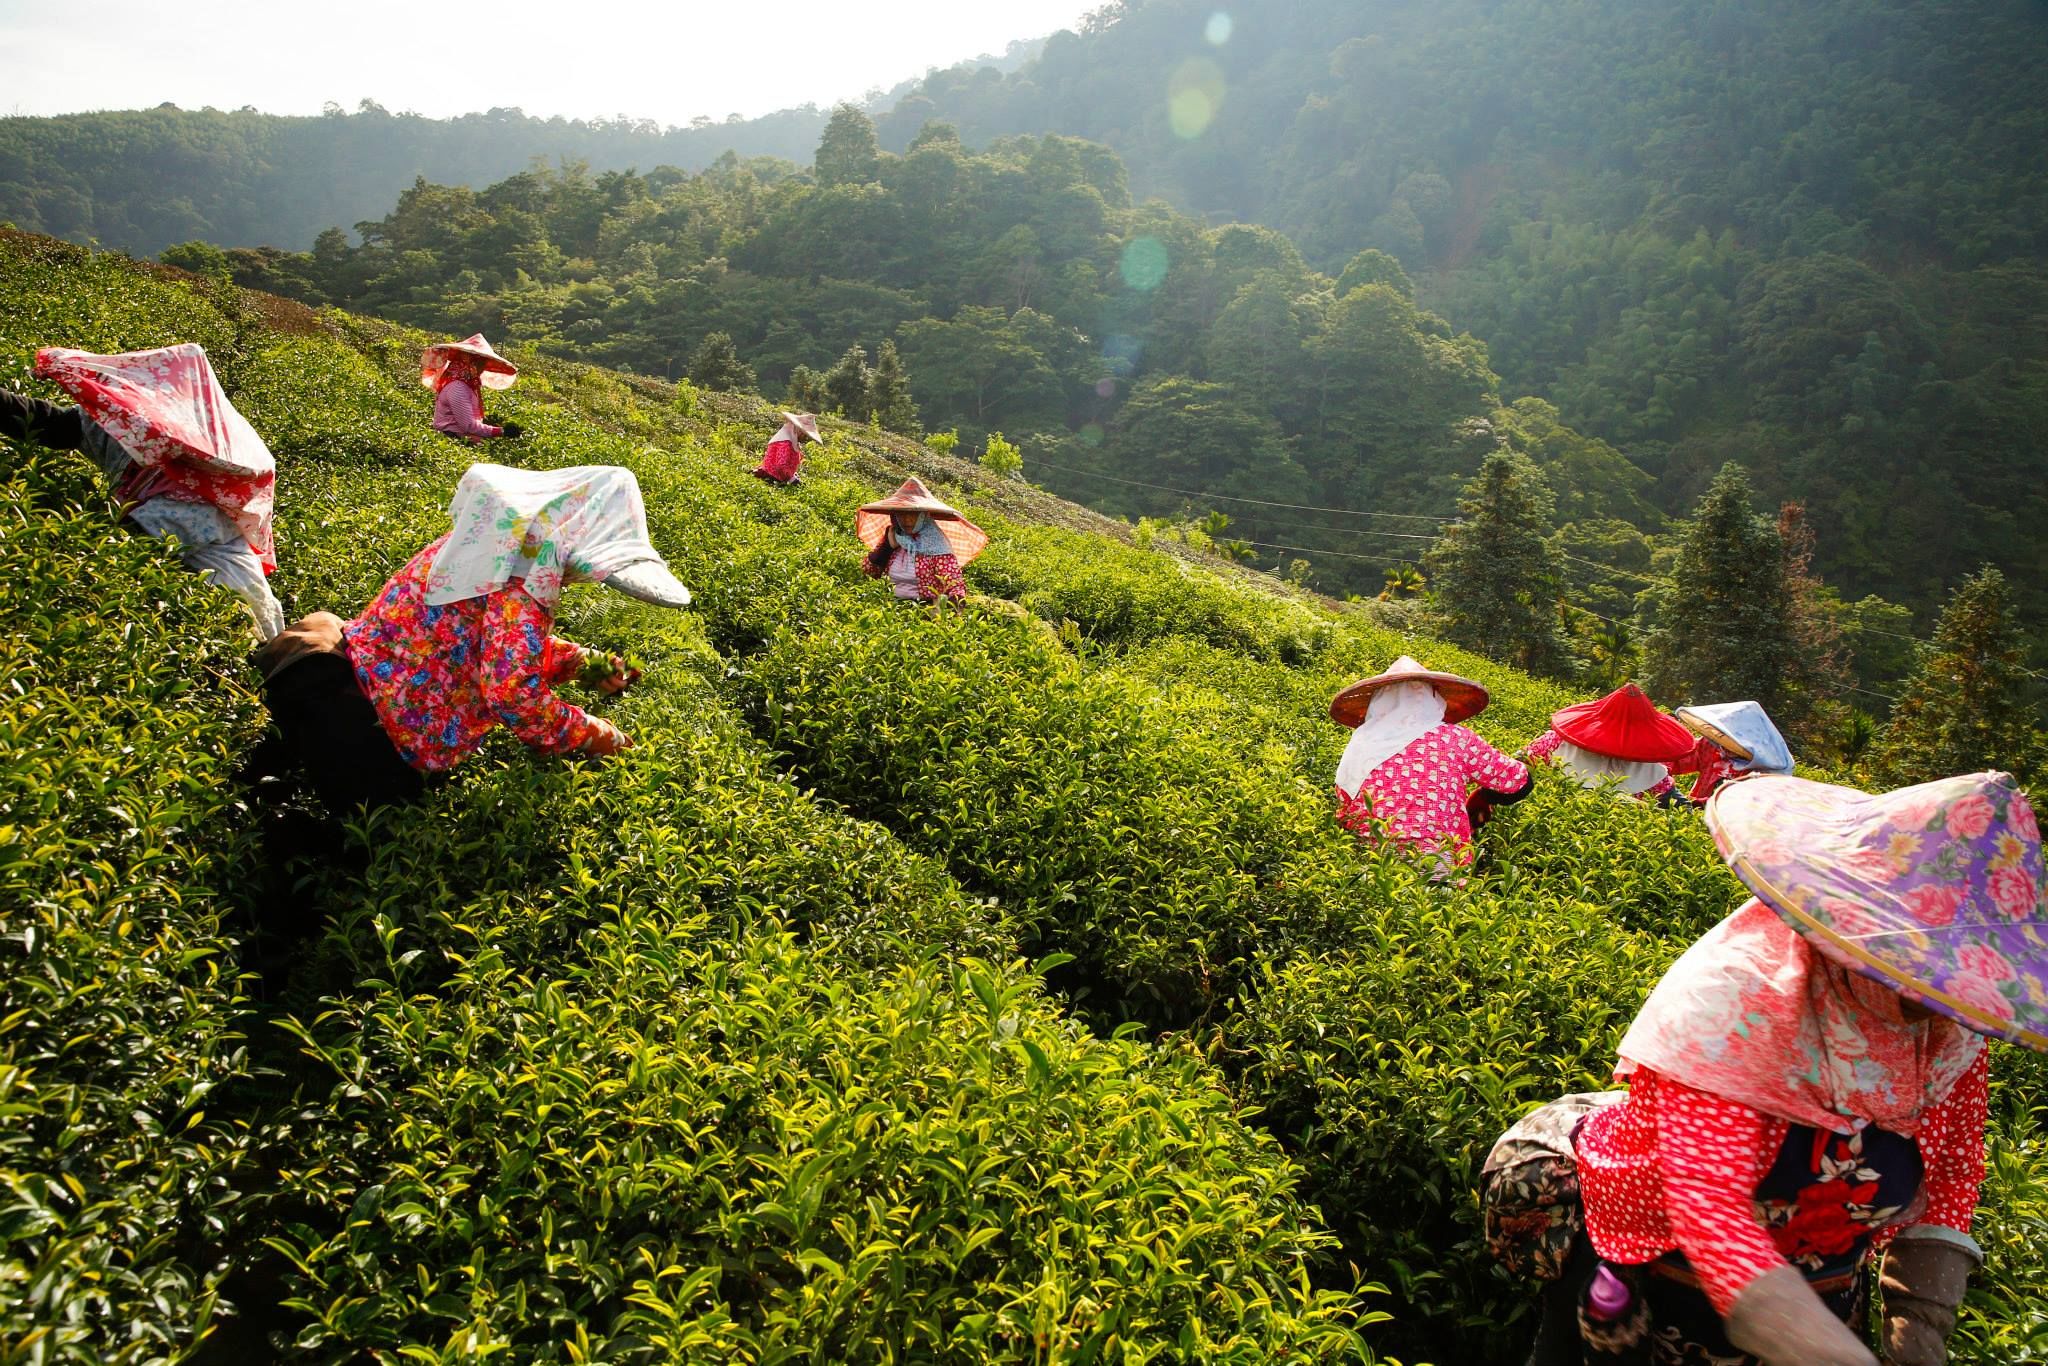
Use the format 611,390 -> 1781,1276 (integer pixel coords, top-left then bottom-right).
1586,1265 -> 1633,1321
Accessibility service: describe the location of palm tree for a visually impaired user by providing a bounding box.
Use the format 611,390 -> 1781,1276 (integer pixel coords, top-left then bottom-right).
1378,563 -> 1427,601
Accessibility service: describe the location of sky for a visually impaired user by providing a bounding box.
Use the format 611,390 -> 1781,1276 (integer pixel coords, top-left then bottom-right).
0,0 -> 1097,125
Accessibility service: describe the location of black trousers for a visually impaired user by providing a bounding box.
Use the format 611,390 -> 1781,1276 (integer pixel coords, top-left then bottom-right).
256,653 -> 426,814
0,388 -> 85,449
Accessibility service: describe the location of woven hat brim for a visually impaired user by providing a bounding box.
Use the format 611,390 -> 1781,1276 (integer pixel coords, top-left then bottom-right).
1675,708 -> 1754,762
854,508 -> 988,565
421,341 -> 518,390
1330,671 -> 1488,728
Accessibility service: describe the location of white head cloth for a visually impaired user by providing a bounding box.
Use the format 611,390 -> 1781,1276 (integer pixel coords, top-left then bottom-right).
1335,680 -> 1446,798
1551,740 -> 1669,797
424,463 -> 666,609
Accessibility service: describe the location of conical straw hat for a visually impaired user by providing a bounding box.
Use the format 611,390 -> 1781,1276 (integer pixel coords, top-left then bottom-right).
855,478 -> 989,565
1329,655 -> 1489,728
420,334 -> 518,391
1550,684 -> 1695,763
1707,770 -> 2047,1051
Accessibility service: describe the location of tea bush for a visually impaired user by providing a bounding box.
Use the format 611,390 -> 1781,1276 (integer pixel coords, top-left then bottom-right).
2,230 -> 2042,1365
972,523 -> 1334,663
1221,883 -> 1682,1360
271,927 -> 1368,1363
738,599 -> 1443,1028
0,454 -> 263,1363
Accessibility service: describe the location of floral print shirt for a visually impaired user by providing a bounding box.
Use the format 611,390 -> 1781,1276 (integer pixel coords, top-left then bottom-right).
1577,1058 -> 1989,1315
1670,737 -> 1735,803
345,536 -> 599,773
862,547 -> 968,602
432,377 -> 501,442
1333,722 -> 1529,863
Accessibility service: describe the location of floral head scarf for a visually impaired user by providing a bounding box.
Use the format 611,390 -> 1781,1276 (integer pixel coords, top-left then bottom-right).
1616,900 -> 1984,1135
434,352 -> 487,397
423,463 -> 667,609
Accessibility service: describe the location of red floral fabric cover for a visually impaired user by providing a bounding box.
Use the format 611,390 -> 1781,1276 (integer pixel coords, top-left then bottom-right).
34,343 -> 277,568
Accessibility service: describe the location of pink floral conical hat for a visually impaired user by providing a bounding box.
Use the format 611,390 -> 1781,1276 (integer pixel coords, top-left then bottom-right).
1707,771 -> 2048,1052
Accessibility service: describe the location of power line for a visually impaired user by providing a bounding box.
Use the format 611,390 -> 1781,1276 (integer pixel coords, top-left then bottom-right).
1029,458 -> 1456,523
1030,462 -> 2010,684
1238,537 -> 1433,564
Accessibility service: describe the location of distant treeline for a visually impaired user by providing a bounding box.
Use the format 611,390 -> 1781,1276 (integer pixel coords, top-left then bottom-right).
0,103 -> 830,255
7,0 -> 2046,623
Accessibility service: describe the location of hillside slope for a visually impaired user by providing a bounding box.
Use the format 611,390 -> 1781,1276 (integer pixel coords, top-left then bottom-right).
2,231 -> 2043,1365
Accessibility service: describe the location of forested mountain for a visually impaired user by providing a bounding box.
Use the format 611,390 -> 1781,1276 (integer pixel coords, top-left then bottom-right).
878,0 -> 2048,610
7,0 -> 2046,633
166,131 -> 1664,622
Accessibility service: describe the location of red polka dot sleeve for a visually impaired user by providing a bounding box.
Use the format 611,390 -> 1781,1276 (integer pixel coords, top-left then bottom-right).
1652,1077 -> 1788,1315
1906,1049 -> 1989,1236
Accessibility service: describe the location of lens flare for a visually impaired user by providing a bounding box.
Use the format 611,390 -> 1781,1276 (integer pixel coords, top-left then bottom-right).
1168,58 -> 1226,139
1204,11 -> 1233,45
1095,377 -> 1118,399
1119,238 -> 1170,291
1079,423 -> 1106,447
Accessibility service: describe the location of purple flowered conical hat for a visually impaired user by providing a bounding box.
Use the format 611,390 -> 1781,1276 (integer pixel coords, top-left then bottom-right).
1706,771 -> 2048,1052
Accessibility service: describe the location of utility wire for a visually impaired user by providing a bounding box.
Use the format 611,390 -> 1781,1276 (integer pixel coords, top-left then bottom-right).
1029,458 -> 1456,523
1033,464 -> 2013,682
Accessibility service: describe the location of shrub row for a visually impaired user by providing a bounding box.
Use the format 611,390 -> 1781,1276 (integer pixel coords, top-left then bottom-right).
0,454 -> 263,1362
3,231 -> 2041,1365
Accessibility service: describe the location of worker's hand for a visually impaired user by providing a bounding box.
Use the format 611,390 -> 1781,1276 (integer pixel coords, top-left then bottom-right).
1725,1266 -> 1879,1366
581,717 -> 633,757
496,420 -> 525,439
579,651 -> 642,695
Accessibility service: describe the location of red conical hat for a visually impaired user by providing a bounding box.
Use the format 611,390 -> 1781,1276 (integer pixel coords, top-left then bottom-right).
420,334 -> 518,391
855,478 -> 988,565
1550,684 -> 1696,763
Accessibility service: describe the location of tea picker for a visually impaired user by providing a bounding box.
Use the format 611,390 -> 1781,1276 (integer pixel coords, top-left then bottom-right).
1328,656 -> 1534,871
1525,683 -> 1696,803
422,334 -> 526,445
856,478 -> 986,603
752,411 -> 822,485
1669,699 -> 1795,804
1484,770 -> 2045,1366
2,343 -> 286,639
249,463 -> 691,815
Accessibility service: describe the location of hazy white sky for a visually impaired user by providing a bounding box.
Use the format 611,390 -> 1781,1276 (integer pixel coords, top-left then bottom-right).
0,0 -> 1096,125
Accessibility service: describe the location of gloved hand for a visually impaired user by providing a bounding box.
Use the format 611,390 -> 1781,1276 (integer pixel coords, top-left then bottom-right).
581,717 -> 632,757
1879,1228 -> 1980,1366
579,651 -> 642,695
495,420 -> 524,439
1724,1265 -> 1879,1366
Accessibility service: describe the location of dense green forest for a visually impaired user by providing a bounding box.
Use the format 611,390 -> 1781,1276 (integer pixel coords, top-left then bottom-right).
162,128 -> 1706,652
9,0 -> 2047,693
0,103 -> 824,254
876,0 -> 2048,613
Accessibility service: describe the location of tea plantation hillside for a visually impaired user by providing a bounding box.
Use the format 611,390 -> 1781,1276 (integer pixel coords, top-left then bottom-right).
2,229 -> 2044,1365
